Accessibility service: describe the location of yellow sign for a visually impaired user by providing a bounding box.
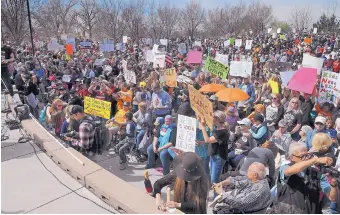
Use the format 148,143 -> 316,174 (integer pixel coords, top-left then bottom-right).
160,68 -> 177,87
188,85 -> 213,129
84,96 -> 111,119
65,54 -> 71,61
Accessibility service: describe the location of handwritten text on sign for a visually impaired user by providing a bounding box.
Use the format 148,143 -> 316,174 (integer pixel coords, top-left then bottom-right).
159,68 -> 177,87
84,96 -> 112,119
176,115 -> 196,152
205,57 -> 229,80
318,71 -> 340,103
188,85 -> 213,129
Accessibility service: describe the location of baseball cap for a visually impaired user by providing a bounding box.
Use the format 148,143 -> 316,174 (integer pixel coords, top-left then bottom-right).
154,117 -> 164,126
70,105 -> 84,115
254,114 -> 264,123
237,118 -> 251,127
315,116 -> 326,124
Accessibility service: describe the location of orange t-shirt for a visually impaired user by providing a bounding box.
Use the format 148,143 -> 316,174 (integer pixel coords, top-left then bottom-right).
333,61 -> 340,73
117,90 -> 132,110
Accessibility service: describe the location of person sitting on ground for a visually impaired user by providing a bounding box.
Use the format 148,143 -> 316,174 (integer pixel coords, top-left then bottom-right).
305,116 -> 327,151
117,112 -> 136,170
298,125 -> 313,143
211,162 -> 271,214
146,115 -> 177,175
154,152 -> 209,214
249,114 -> 269,146
133,102 -> 152,157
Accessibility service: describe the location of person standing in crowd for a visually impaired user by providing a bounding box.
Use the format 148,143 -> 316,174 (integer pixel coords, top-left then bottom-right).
300,93 -> 315,126
1,44 -> 15,96
176,89 -> 195,118
283,97 -> 303,141
154,152 -> 209,214
266,93 -> 284,133
151,81 -> 172,118
238,74 -> 255,114
305,116 -> 327,151
199,110 -> 229,194
209,95 -> 225,112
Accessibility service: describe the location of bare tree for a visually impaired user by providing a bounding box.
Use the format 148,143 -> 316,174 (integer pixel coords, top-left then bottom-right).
1,0 -> 29,45
244,1 -> 273,34
77,0 -> 99,39
204,7 -> 223,37
220,2 -> 248,35
291,6 -> 312,32
124,0 -> 147,43
32,0 -> 78,40
180,0 -> 205,38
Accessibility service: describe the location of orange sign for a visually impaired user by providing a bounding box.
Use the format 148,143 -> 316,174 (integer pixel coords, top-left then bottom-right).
66,44 -> 73,55
304,38 -> 312,44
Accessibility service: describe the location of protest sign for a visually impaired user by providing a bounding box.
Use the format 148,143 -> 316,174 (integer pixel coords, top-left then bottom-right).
94,59 -> 104,66
268,28 -> 272,34
287,67 -> 317,94
280,71 -> 297,87
35,41 -> 44,48
178,43 -> 187,54
159,68 -> 177,87
99,39 -> 114,52
123,36 -> 128,43
152,44 -> 159,53
160,39 -> 168,46
313,28 -> 318,34
124,70 -> 136,84
224,40 -> 230,47
177,75 -> 192,83
84,96 -> 111,119
318,71 -> 340,103
302,53 -> 324,73
33,69 -> 45,80
79,41 -> 92,49
304,38 -> 312,44
229,61 -> 253,77
205,57 -> 229,80
146,38 -> 153,45
280,34 -> 286,40
194,41 -> 202,47
121,59 -> 127,71
62,75 -> 71,83
187,51 -> 202,64
188,85 -> 213,129
153,52 -> 166,68
145,50 -> 154,62
48,43 -> 62,51
66,44 -> 73,55
215,53 -> 229,66
175,115 -> 196,152
235,39 -> 242,47
61,34 -> 67,40
116,43 -> 125,51
245,40 -> 252,50
50,38 -> 58,43
277,28 -> 281,34
229,38 -> 235,45
272,33 -> 277,38
65,54 -> 71,61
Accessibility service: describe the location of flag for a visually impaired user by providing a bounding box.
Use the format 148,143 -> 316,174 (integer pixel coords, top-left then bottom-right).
144,170 -> 153,194
165,52 -> 172,65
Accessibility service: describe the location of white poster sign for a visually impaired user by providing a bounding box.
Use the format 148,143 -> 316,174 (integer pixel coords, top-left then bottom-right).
152,44 -> 159,53
50,38 -> 58,44
178,43 -> 187,54
224,40 -> 230,47
61,34 -> 68,40
62,75 -> 71,83
175,115 -> 196,152
123,36 -> 128,43
194,41 -> 202,47
272,33 -> 277,39
313,28 -> 318,34
121,59 -> 127,71
124,70 -> 136,84
302,53 -> 324,74
229,61 -> 253,77
277,28 -> 281,34
318,71 -> 340,103
245,40 -> 253,50
146,50 -> 154,62
153,52 -> 166,68
160,39 -> 168,46
268,28 -> 272,34
235,39 -> 242,47
215,53 -> 229,66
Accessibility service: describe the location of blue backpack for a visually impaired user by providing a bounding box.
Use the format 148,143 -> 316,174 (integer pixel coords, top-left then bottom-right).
39,104 -> 50,123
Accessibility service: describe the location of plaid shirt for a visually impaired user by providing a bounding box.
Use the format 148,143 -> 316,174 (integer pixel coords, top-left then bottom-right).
73,116 -> 95,150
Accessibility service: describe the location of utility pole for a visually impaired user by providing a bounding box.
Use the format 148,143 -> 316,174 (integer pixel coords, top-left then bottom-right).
26,0 -> 35,54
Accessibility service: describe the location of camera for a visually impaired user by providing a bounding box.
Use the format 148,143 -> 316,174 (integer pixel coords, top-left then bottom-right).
61,131 -> 77,138
319,165 -> 340,178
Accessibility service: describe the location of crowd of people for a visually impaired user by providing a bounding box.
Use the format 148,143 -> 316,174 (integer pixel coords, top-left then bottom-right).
1,30 -> 340,214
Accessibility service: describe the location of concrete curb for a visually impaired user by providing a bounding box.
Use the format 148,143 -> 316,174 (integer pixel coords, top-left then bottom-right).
6,95 -> 182,214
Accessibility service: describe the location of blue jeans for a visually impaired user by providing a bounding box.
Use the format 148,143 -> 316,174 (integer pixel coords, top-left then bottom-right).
146,144 -> 172,175
210,155 -> 226,185
136,129 -> 145,148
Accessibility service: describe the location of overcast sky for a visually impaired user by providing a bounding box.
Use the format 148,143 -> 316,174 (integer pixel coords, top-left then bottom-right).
165,0 -> 340,24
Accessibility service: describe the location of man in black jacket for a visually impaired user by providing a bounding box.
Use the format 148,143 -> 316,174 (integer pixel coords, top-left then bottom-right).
299,93 -> 314,126
176,89 -> 194,118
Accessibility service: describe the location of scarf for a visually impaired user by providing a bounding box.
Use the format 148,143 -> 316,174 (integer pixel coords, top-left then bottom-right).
158,123 -> 174,148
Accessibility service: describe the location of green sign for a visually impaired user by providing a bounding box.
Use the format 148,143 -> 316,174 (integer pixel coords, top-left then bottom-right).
205,57 -> 229,80
229,38 -> 235,45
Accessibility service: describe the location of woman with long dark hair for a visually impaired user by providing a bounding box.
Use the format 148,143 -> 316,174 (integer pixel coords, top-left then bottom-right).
153,152 -> 209,214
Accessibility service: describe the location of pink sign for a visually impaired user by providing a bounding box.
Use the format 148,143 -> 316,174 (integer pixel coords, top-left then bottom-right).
287,67 -> 317,94
187,51 -> 203,64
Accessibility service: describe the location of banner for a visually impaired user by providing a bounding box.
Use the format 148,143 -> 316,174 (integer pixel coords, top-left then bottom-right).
205,57 -> 229,80
84,96 -> 111,119
302,53 -> 324,73
235,39 -> 242,47
229,61 -> 253,77
124,70 -> 136,84
318,71 -> 340,103
188,85 -> 213,129
215,53 -> 229,66
187,51 -> 202,64
178,43 -> 187,54
159,68 -> 177,87
175,115 -> 196,152
245,40 -> 252,50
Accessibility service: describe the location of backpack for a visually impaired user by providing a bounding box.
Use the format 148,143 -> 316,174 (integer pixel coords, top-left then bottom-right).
39,104 -> 50,123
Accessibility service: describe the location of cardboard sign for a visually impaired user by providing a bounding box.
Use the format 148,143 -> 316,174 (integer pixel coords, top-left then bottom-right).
302,53 -> 324,74
280,71 -> 297,87
235,39 -> 242,47
123,36 -> 128,43
205,57 -> 229,80
178,43 -> 187,54
245,40 -> 252,50
187,51 -> 202,64
229,61 -> 253,77
66,44 -> 73,55
313,28 -> 318,34
304,38 -> 312,44
160,39 -> 168,46
124,70 -> 136,84
287,67 -> 317,94
318,71 -> 340,103
215,53 -> 229,66
159,68 -> 177,87
175,115 -> 196,152
277,28 -> 281,34
188,85 -> 213,129
84,96 -> 111,119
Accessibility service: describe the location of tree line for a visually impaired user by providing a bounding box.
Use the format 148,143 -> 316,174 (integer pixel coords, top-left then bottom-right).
2,0 -> 340,45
